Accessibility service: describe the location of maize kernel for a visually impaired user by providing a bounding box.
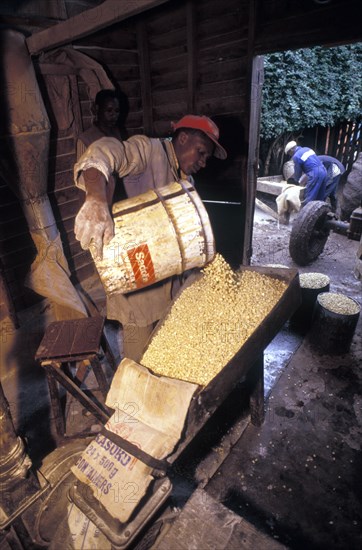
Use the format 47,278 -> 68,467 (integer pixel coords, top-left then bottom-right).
141,254 -> 287,386
299,272 -> 330,289
318,293 -> 360,315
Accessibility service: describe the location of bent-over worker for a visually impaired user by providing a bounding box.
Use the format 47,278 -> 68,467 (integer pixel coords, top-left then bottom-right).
284,141 -> 327,206
74,115 -> 227,361
318,155 -> 346,211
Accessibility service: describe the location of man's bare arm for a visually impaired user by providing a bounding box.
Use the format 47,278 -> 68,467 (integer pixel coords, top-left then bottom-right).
74,167 -> 114,260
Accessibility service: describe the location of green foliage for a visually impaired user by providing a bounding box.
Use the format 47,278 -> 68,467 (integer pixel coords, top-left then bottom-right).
260,44 -> 362,140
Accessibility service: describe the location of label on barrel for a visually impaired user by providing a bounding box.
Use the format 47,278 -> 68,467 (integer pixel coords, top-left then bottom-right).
127,244 -> 156,288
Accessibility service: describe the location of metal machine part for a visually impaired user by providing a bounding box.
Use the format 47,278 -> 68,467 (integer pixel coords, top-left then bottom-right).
0,380 -> 92,548
0,29 -> 86,317
15,439 -> 93,547
0,383 -> 49,532
55,265 -> 299,548
324,205 -> 362,241
348,205 -> 362,240
289,201 -> 362,266
69,476 -> 172,549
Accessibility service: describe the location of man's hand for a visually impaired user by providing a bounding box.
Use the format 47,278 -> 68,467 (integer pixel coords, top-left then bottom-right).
75,167 -> 114,260
74,197 -> 114,260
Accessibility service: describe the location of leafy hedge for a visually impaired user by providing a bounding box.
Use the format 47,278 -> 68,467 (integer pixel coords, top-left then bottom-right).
260,44 -> 362,140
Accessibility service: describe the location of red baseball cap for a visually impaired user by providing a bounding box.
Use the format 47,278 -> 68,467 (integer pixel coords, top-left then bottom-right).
171,115 -> 227,160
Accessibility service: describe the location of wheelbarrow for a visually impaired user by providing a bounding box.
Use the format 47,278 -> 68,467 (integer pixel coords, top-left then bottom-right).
289,201 -> 362,266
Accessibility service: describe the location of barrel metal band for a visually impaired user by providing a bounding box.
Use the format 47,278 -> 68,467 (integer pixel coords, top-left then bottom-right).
112,189 -> 187,219
100,427 -> 169,471
179,180 -> 210,260
153,186 -> 187,272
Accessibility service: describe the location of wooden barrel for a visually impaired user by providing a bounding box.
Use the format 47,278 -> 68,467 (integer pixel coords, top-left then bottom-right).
92,180 -> 215,295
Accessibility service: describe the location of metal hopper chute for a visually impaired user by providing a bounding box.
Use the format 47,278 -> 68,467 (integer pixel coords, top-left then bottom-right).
0,29 -> 87,319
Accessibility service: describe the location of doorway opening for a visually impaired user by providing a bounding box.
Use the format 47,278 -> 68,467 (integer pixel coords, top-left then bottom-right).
249,43 -> 362,393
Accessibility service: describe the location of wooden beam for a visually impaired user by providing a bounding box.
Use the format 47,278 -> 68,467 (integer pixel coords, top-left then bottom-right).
256,178 -> 285,196
26,0 -> 170,56
137,20 -> 153,135
243,0 -> 262,265
186,0 -> 197,113
255,198 -> 279,220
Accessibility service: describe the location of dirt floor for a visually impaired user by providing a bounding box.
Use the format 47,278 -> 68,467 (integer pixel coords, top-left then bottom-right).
251,199 -> 361,289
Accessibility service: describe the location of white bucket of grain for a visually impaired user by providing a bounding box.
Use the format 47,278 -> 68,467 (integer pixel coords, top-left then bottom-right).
91,180 -> 215,295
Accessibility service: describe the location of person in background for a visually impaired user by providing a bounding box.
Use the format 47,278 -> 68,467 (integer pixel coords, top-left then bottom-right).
77,89 -> 127,158
77,89 -> 128,203
284,141 -> 327,206
318,155 -> 346,211
73,115 -> 227,361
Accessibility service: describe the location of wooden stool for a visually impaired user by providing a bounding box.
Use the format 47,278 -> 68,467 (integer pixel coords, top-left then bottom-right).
35,316 -> 116,438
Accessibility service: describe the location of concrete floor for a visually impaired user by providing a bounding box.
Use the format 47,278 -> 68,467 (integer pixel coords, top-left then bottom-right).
0,210 -> 361,549
205,327 -> 362,550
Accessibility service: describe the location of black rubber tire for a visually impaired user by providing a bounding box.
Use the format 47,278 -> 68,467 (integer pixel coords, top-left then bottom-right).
289,201 -> 331,266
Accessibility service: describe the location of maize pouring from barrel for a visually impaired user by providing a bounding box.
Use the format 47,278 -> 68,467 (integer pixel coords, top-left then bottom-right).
142,254 -> 288,386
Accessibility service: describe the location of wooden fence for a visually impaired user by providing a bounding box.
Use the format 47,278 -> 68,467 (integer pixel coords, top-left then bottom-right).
305,118 -> 362,174
260,117 -> 362,178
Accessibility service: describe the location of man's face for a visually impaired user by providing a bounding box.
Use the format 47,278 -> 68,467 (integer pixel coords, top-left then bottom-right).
97,98 -> 120,127
177,132 -> 214,175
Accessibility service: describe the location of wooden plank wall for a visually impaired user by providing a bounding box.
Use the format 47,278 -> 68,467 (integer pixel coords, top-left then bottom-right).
135,0 -> 250,268
74,22 -> 140,133
255,0 -> 362,53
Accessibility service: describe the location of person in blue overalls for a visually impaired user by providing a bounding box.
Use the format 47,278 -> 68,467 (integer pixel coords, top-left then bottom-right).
285,141 -> 327,206
318,155 -> 346,211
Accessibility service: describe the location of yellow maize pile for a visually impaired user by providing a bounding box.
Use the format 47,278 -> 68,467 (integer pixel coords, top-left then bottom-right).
141,254 -> 287,386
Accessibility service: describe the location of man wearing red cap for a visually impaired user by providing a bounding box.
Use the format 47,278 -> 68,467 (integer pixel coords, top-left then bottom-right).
74,114 -> 226,360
